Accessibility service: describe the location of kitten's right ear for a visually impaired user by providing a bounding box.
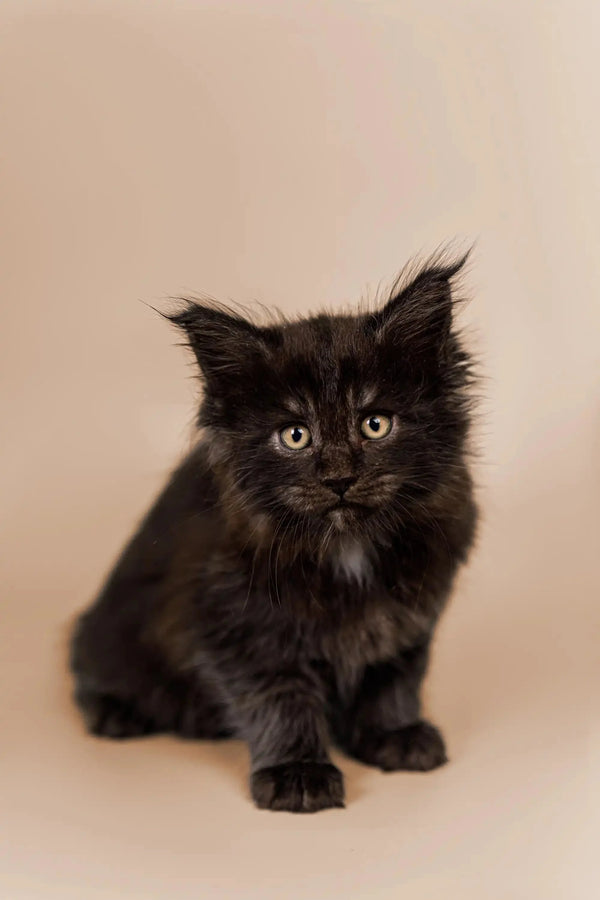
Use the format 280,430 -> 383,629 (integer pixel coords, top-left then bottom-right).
166,302 -> 276,385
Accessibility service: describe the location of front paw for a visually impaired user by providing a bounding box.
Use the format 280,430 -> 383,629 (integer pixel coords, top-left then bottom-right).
352,720 -> 448,772
251,762 -> 345,813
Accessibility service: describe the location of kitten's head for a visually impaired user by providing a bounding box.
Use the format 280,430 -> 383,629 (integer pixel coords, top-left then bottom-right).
169,255 -> 473,548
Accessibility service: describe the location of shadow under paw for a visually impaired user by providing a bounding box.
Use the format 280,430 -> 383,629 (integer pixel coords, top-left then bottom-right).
251,761 -> 345,813
351,720 -> 448,772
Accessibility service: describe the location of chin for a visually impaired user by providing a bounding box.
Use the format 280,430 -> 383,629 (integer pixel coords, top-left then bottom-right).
328,508 -> 350,533
326,504 -> 373,535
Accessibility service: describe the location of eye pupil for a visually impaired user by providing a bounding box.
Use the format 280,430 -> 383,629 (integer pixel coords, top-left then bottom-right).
291,427 -> 303,443
369,417 -> 380,432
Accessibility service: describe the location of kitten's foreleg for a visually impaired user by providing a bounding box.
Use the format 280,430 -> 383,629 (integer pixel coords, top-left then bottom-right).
342,641 -> 447,772
234,670 -> 344,813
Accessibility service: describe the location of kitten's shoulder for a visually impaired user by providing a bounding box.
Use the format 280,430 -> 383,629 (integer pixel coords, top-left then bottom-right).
164,439 -> 219,509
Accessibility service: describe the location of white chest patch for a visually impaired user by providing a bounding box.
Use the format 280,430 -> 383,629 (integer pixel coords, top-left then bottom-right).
332,537 -> 372,586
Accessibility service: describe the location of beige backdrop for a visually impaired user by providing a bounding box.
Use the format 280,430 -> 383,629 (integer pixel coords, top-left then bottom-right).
1,1 -> 598,898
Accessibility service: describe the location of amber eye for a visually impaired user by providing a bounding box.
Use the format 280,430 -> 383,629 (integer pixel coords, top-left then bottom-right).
280,424 -> 312,450
361,414 -> 392,440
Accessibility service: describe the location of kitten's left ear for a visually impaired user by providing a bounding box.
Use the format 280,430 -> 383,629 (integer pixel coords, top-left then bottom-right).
371,253 -> 469,363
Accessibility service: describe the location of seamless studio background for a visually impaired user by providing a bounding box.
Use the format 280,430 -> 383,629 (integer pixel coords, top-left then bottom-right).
0,1 -> 597,898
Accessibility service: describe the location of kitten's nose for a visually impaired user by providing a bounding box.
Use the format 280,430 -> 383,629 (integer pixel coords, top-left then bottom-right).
322,476 -> 357,497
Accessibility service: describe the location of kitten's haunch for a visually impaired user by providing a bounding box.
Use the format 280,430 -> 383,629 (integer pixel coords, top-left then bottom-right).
70,254 -> 477,812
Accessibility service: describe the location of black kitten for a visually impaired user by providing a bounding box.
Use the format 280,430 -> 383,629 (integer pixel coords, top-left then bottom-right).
70,254 -> 477,813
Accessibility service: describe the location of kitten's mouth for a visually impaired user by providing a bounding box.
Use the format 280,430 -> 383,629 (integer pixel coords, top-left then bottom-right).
326,499 -> 371,518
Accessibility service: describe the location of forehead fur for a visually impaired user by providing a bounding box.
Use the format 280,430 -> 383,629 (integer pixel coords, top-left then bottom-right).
273,314 -> 373,406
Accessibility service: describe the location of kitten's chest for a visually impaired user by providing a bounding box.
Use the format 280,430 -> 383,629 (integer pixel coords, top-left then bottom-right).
288,537 -> 432,673
318,602 -> 398,671
329,537 -> 372,586
315,595 -> 430,671
242,534 -> 434,678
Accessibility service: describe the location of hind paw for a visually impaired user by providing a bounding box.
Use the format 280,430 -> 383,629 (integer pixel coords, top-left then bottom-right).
76,691 -> 156,739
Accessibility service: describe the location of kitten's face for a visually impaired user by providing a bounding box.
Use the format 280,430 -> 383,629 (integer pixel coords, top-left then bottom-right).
171,257 -> 471,543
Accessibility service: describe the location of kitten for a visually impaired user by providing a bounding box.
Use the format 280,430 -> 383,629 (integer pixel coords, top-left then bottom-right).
70,254 -> 477,813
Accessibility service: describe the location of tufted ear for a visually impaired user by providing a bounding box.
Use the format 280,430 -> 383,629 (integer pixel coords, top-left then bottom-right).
370,253 -> 469,366
167,302 -> 277,387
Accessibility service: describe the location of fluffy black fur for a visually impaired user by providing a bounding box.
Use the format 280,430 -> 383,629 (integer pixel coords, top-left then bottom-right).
70,254 -> 477,813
